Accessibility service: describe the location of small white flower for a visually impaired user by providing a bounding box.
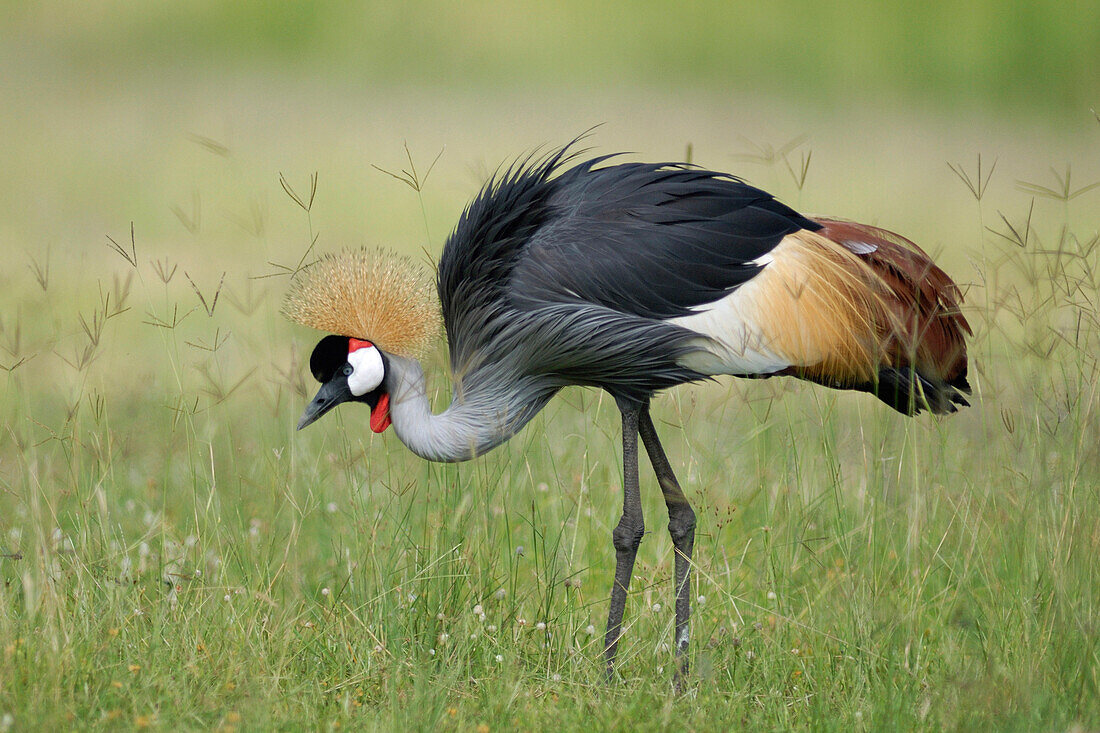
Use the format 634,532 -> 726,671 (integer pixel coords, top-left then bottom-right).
494,654 -> 503,663
1,713 -> 14,732
436,612 -> 445,621
535,622 -> 546,631
551,673 -> 561,682
697,594 -> 706,605
767,591 -> 777,601
473,604 -> 484,615
486,624 -> 497,633
429,648 -> 436,656
438,633 -> 449,643
373,644 -> 384,653
494,588 -> 507,600
517,618 -> 527,627
536,482 -> 549,492
224,594 -> 231,602
249,525 -> 259,538
585,624 -> 596,636
321,587 -> 330,596
652,603 -> 662,613
657,666 -> 664,674
745,650 -> 756,661
515,545 -> 524,556
326,502 -> 338,513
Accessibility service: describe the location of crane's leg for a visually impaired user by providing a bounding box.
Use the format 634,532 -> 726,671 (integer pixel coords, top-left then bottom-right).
639,409 -> 696,684
604,404 -> 643,679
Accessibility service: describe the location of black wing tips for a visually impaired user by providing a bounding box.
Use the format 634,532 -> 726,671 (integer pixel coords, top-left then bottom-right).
875,366 -> 973,416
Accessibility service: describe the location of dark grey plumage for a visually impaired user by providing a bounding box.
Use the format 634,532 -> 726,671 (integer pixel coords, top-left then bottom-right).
439,150 -> 818,405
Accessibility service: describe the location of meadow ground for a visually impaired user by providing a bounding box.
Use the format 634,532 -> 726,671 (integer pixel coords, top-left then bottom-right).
2,17 -> 1100,727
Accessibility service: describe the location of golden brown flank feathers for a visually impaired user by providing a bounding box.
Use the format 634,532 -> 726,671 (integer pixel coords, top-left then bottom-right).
281,248 -> 441,360
749,221 -> 969,388
813,218 -> 971,386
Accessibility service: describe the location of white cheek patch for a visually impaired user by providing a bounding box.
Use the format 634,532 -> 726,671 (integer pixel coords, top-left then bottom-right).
346,346 -> 384,396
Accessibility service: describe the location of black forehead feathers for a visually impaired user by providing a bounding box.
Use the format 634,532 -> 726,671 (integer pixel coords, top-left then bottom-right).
309,335 -> 350,382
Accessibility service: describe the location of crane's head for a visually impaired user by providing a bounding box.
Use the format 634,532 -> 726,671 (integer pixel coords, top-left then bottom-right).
297,335 -> 392,432
281,247 -> 441,434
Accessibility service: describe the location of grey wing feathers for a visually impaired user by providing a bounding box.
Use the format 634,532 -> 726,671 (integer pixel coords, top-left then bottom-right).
438,148 -> 568,370
436,149 -> 820,401
508,160 -> 821,318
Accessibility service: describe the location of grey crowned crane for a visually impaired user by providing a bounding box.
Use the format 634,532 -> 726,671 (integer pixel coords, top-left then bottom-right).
284,147 -> 971,681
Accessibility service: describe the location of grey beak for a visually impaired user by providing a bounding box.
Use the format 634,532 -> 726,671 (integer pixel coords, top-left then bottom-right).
297,378 -> 352,430
297,409 -> 321,431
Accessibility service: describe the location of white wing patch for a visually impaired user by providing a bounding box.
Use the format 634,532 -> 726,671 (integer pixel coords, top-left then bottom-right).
668,266 -> 791,376
670,235 -> 868,377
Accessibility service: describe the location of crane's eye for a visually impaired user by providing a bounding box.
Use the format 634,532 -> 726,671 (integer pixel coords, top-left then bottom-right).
341,364 -> 354,377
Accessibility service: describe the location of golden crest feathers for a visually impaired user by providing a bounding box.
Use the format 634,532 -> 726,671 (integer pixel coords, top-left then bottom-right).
281,248 -> 441,360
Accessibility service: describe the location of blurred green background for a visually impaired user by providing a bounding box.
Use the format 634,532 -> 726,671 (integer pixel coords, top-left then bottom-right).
3,0 -> 1098,447
3,0 -> 1098,273
8,1 -> 1100,109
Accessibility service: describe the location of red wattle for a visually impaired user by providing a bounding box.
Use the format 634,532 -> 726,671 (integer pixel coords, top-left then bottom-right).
370,392 -> 391,433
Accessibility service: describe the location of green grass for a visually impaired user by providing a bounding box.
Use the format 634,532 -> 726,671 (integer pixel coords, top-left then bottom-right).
2,127 -> 1099,731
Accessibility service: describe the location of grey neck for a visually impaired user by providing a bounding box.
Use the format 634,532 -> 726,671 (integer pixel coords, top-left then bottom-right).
383,353 -> 553,463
